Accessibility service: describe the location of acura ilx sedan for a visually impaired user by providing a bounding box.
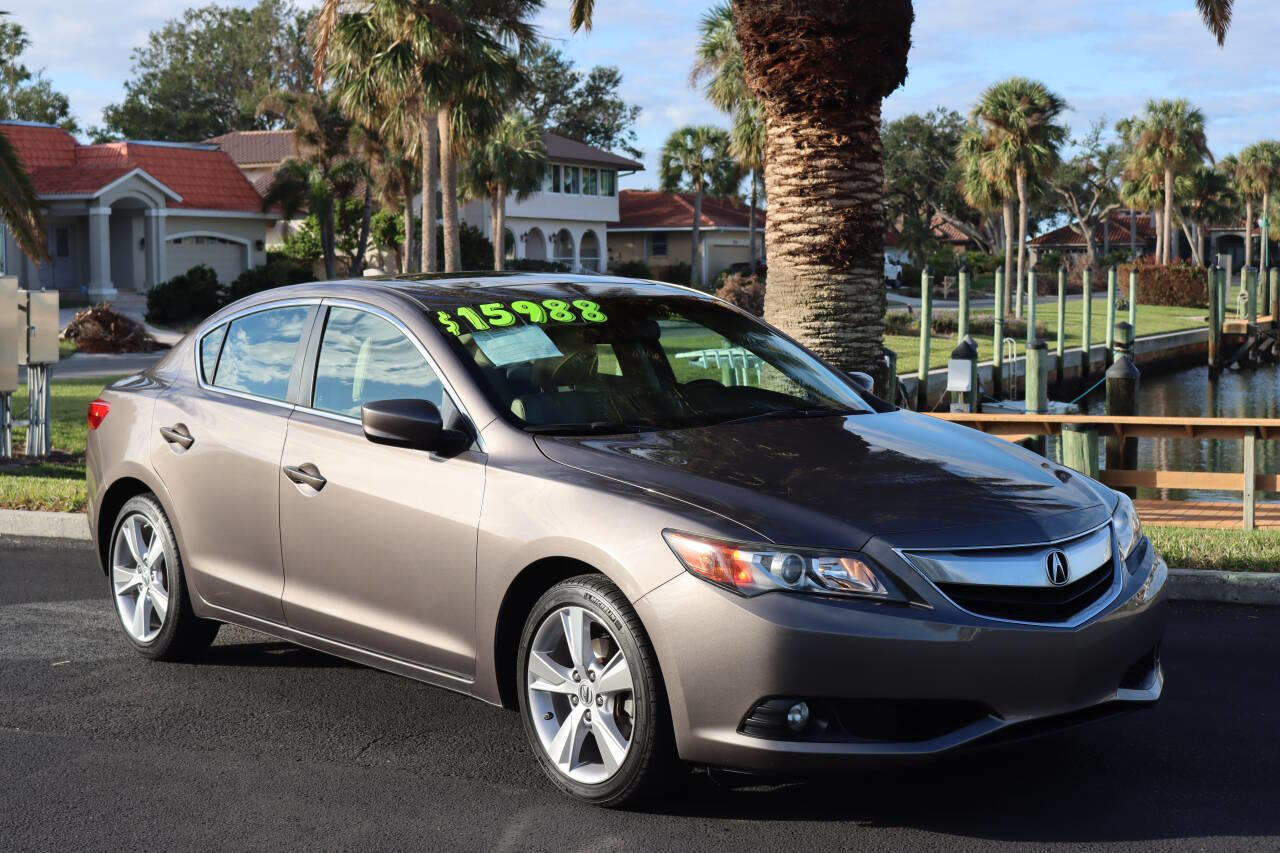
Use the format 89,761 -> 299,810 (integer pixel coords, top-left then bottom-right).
85,273 -> 1167,806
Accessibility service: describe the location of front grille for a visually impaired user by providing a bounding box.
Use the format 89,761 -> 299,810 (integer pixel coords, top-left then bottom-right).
937,559 -> 1115,623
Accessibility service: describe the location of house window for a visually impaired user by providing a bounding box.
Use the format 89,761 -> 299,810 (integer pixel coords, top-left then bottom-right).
564,166 -> 580,194
583,168 -> 598,196
601,170 -> 616,197
651,232 -> 668,257
544,164 -> 560,193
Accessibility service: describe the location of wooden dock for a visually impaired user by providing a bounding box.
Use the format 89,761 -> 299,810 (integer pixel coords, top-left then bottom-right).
1135,500 -> 1280,530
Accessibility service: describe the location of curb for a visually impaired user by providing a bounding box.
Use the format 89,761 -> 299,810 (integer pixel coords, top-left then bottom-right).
2,509 -> 1278,605
1168,568 -> 1280,606
0,509 -> 90,541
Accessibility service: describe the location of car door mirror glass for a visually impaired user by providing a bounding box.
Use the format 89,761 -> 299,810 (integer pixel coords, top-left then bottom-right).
848,371 -> 875,394
361,399 -> 445,451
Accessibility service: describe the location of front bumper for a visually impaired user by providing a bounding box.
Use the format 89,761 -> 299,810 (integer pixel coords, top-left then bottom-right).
636,541 -> 1167,774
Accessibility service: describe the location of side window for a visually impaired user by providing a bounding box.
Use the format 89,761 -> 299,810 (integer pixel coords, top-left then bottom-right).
199,323 -> 227,383
212,306 -> 310,401
312,307 -> 443,418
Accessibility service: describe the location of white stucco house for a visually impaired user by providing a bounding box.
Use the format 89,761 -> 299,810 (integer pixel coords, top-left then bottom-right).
1,120 -> 277,299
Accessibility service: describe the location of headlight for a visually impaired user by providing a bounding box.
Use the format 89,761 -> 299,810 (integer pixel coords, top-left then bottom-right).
663,530 -> 895,599
1112,491 -> 1144,561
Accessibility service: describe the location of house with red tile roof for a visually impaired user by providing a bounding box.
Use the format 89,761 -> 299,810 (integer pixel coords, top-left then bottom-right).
1,120 -> 278,298
209,128 -> 644,273
610,190 -> 764,284
1030,211 -> 1158,262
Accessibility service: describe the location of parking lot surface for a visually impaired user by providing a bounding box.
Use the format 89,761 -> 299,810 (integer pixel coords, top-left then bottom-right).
2,535 -> 1277,851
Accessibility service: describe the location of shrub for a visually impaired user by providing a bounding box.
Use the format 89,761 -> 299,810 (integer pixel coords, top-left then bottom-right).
960,250 -> 1002,274
609,260 -> 652,279
62,304 -> 157,353
224,256 -> 313,303
884,310 -> 1046,341
506,258 -> 571,273
145,265 -> 222,326
714,273 -> 765,316
1118,258 -> 1207,307
440,222 -> 495,270
652,262 -> 694,286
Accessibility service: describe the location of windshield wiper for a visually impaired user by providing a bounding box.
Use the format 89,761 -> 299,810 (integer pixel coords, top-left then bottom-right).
711,407 -> 860,427
524,421 -> 659,436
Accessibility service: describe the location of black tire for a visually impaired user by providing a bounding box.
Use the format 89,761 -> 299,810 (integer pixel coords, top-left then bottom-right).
517,574 -> 679,807
107,494 -> 219,660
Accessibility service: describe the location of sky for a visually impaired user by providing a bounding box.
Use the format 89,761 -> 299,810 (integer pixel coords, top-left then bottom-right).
8,0 -> 1280,190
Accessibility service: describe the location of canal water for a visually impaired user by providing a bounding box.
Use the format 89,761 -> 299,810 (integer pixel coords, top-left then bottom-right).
1061,362 -> 1280,503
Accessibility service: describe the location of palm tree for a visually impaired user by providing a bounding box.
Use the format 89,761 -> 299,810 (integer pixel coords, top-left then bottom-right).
1117,115 -> 1166,261
566,1 -> 1233,374
691,2 -> 763,267
660,125 -> 740,288
461,113 -> 547,270
970,78 -> 1067,317
1235,141 -> 1280,269
1132,99 -> 1210,264
1175,165 -> 1235,265
0,129 -> 47,265
258,91 -> 361,278
957,122 -> 1015,314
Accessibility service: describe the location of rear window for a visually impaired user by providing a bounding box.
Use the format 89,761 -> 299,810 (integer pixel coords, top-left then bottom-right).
212,306 -> 310,401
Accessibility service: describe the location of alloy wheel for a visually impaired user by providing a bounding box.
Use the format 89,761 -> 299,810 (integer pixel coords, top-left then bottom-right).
111,512 -> 170,644
526,605 -> 636,784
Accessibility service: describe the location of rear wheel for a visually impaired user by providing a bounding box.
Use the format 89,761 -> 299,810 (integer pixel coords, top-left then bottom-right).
109,494 -> 218,660
518,575 -> 678,807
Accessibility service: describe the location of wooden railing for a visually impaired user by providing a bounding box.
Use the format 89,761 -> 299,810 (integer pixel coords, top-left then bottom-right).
928,413 -> 1280,530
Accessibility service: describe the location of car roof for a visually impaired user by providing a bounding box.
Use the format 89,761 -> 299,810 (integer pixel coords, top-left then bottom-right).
331,272 -> 713,308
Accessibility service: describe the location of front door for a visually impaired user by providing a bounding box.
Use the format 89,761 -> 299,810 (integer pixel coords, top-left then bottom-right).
152,303 -> 315,622
37,225 -> 74,290
279,304 -> 486,679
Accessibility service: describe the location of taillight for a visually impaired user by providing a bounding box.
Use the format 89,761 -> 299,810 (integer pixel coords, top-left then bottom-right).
88,399 -> 110,430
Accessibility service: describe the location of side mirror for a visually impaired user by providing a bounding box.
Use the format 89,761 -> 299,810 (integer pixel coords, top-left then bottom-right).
848,371 -> 875,394
361,398 -> 444,451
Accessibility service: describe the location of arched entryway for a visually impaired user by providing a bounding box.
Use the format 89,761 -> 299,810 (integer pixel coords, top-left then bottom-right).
579,230 -> 600,272
503,228 -> 516,262
524,227 -> 547,261
552,229 -> 575,269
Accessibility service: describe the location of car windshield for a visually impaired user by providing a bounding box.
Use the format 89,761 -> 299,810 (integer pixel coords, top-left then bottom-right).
426,288 -> 876,433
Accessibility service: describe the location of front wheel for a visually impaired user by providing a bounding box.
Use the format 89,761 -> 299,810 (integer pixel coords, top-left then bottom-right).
517,575 -> 678,807
108,494 -> 219,660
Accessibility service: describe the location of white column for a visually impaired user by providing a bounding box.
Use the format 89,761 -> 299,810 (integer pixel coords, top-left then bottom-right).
571,229 -> 581,272
598,229 -> 608,273
86,206 -> 116,299
147,209 -> 167,285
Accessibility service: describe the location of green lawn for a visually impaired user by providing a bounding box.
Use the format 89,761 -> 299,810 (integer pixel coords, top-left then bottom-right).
889,298 -> 1207,376
1148,526 -> 1280,572
0,376 -> 122,513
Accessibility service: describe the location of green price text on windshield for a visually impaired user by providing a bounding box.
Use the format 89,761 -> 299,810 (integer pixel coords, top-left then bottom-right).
436,299 -> 607,335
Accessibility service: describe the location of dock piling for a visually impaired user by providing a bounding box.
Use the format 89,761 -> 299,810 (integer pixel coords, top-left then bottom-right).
992,268 -> 1004,399
1060,423 -> 1100,479
957,265 -> 970,342
916,266 -> 933,412
1105,321 -> 1139,497
1128,267 -> 1138,335
1208,265 -> 1221,378
1081,268 -> 1093,377
1106,266 -> 1117,365
1247,266 -> 1259,331
1025,267 -> 1037,349
1056,265 -> 1066,386
1026,340 -> 1048,455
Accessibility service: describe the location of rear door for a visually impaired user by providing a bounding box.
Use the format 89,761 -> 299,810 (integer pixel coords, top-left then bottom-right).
152,302 -> 315,623
278,302 -> 486,678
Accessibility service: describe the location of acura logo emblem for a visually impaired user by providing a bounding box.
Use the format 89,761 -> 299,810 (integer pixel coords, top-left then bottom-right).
1046,550 -> 1070,586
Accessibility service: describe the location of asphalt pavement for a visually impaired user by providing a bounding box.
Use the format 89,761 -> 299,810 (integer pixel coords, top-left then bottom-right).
2,535 -> 1278,852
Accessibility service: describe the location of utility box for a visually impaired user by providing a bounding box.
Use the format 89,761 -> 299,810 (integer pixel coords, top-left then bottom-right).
0,276 -> 16,392
17,289 -> 60,365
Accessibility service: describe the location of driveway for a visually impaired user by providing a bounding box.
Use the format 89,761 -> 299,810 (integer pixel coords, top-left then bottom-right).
2,536 -> 1277,851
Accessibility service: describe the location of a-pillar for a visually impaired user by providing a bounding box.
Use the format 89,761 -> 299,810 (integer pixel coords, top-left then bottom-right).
144,209 -> 167,288
87,206 -> 116,299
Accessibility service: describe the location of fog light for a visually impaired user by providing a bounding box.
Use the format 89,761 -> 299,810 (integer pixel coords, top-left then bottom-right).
786,701 -> 810,732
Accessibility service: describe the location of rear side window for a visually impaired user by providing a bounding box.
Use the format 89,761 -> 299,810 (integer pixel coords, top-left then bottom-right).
311,307 -> 443,417
212,306 -> 310,401
199,323 -> 227,382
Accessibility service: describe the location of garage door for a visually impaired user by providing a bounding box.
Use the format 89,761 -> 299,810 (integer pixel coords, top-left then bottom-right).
705,242 -> 750,281
167,236 -> 246,284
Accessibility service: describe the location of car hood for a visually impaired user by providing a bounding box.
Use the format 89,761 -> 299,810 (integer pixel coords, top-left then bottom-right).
534,410 -> 1112,550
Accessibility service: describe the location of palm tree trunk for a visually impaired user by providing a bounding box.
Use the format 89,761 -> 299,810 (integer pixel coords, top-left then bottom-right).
320,200 -> 336,280
1198,221 -> 1207,268
422,111 -> 439,273
1000,199 -> 1014,317
1015,168 -> 1029,320
1264,190 -> 1272,271
354,182 -> 373,274
1245,198 -> 1254,270
491,190 -> 503,272
756,101 -> 887,374
438,105 -> 461,272
1163,167 -> 1174,264
748,168 -> 758,267
402,190 -> 414,274
1153,209 -> 1163,262
691,190 -> 703,287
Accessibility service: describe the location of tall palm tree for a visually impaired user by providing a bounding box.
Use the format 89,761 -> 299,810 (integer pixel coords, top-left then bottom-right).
1235,141 -> 1280,268
957,122 -> 1015,313
691,2 -> 763,266
660,125 -> 740,288
1132,99 -> 1210,264
1175,164 -> 1235,266
1117,115 -> 1166,261
0,129 -> 47,265
570,0 -> 1233,374
461,113 -> 547,270
970,78 -> 1067,317
258,91 -> 361,278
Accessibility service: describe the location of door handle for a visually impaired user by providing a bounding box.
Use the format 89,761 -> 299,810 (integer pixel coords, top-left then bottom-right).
159,423 -> 194,450
283,463 -> 327,492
